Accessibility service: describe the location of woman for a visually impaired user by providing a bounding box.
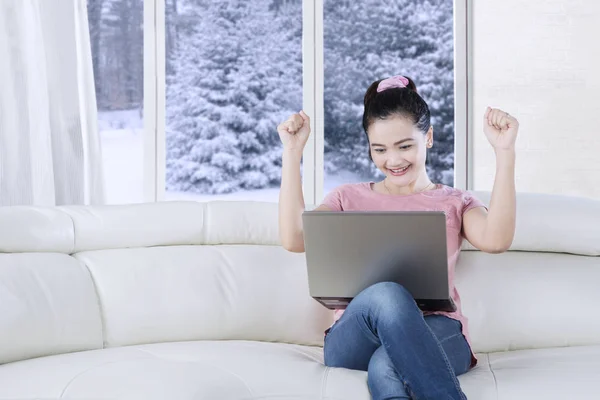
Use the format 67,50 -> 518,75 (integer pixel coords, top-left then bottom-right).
277,75 -> 518,399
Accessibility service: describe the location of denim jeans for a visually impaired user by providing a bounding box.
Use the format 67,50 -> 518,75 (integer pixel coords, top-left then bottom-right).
323,282 -> 472,400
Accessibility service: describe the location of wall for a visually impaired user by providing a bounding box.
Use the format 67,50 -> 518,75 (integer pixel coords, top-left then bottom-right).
471,0 -> 600,199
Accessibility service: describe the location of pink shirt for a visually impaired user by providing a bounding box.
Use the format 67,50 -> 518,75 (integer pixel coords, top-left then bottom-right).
320,182 -> 487,366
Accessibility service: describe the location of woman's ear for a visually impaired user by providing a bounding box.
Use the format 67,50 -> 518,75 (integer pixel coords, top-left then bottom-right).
426,126 -> 434,148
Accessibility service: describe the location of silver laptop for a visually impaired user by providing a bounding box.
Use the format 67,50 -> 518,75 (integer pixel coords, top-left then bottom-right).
302,211 -> 455,312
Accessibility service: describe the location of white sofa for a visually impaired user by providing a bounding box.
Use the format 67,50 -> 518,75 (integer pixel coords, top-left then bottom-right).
0,191 -> 599,400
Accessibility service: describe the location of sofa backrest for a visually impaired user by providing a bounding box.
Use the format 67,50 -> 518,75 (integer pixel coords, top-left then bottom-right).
459,191 -> 600,353
1,191 -> 599,364
0,252 -> 103,364
0,201 -> 332,364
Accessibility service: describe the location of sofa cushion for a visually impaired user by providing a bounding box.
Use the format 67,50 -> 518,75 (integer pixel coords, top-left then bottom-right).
457,251 -> 600,354
61,200 -> 282,252
0,207 -> 74,253
485,344 -> 600,399
4,340 -> 594,400
464,191 -> 600,256
0,340 -> 499,400
61,202 -> 207,252
0,253 -> 103,364
73,245 -> 333,347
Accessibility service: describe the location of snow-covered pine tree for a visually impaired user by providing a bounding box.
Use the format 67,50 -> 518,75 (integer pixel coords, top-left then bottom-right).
166,0 -> 301,194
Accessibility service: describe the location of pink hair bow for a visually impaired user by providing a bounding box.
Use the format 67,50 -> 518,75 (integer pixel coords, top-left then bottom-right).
377,75 -> 409,92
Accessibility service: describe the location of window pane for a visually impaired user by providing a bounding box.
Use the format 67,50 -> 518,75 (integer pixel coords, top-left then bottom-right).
88,0 -> 144,204
323,0 -> 455,193
165,0 -> 302,202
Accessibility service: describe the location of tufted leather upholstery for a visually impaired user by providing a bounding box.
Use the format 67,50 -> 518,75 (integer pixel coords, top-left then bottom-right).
1,192 -> 599,399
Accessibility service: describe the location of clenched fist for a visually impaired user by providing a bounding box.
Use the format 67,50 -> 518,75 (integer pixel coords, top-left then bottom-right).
483,107 -> 519,151
277,111 -> 311,153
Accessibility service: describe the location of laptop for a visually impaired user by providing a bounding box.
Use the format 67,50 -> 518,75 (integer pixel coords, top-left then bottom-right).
301,211 -> 455,312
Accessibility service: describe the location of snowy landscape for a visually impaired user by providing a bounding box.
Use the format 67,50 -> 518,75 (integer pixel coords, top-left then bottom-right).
99,110 -> 362,204
92,0 -> 455,204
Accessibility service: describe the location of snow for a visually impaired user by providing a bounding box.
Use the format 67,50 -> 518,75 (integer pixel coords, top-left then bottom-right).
99,110 -> 362,204
99,110 -> 144,204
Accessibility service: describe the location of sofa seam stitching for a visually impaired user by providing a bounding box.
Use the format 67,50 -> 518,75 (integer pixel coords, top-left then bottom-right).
320,366 -> 330,399
58,357 -> 150,398
203,202 -> 209,244
487,354 -> 499,400
64,209 -> 107,349
82,259 -> 108,348
132,347 -> 255,397
64,208 -> 77,254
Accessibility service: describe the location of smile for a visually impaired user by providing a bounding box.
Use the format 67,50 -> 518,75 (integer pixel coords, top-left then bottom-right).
388,165 -> 411,176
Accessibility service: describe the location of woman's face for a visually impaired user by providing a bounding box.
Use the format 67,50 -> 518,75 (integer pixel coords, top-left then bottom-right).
368,116 -> 433,186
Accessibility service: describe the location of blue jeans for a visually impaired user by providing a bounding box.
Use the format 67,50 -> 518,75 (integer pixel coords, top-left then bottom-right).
323,282 -> 472,400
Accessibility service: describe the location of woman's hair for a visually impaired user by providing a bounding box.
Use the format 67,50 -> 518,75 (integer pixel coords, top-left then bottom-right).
362,76 -> 431,138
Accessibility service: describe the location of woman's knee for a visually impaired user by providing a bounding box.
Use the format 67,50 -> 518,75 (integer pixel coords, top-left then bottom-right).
351,282 -> 418,318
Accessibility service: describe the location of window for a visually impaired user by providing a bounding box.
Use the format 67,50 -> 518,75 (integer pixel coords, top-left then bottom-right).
88,0 -> 465,204
163,0 -> 303,202
88,0 -> 144,204
322,0 -> 456,193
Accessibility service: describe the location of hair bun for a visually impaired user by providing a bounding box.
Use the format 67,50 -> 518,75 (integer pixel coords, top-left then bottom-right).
364,75 -> 418,107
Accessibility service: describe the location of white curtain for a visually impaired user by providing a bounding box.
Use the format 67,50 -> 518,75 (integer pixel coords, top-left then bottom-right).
0,0 -> 104,206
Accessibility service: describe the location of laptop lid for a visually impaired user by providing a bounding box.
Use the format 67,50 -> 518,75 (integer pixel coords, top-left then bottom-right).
302,211 -> 451,309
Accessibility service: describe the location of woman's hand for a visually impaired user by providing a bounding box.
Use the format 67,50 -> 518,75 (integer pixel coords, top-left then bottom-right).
483,107 -> 519,151
277,111 -> 311,153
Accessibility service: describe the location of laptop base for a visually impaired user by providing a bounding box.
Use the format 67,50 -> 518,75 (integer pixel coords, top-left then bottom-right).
314,297 -> 457,313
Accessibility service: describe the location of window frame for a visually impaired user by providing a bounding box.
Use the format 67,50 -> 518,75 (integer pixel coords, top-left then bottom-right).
142,0 -> 471,204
